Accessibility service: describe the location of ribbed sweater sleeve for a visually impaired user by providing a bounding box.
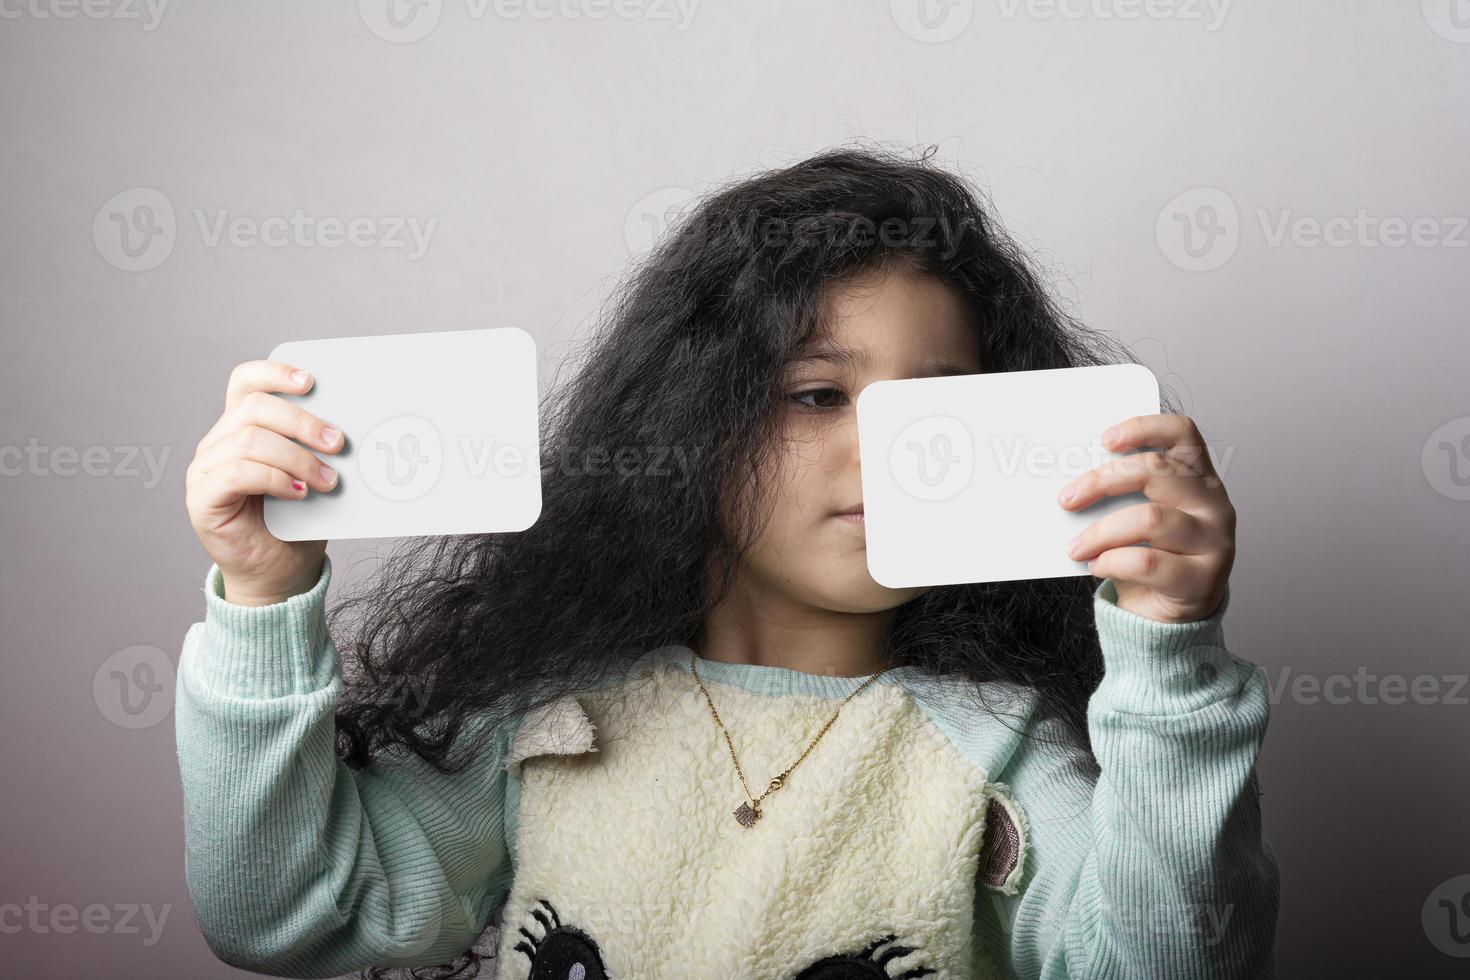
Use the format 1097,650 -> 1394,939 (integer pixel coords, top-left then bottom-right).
987,578 -> 1279,979
173,557 -> 517,978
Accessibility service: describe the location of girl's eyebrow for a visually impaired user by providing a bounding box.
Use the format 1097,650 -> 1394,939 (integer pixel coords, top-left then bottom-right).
790,344 -> 972,378
791,344 -> 866,371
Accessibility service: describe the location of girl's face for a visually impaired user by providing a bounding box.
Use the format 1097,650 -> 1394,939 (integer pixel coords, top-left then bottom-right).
737,263 -> 984,614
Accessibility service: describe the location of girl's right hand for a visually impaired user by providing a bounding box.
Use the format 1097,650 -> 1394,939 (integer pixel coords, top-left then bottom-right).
185,360 -> 344,606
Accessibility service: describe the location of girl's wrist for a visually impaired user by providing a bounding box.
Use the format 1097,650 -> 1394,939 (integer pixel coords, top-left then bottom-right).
220,565 -> 322,607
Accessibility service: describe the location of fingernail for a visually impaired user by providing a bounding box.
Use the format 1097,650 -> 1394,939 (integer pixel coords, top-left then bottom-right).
290,370 -> 310,385
292,480 -> 306,493
320,464 -> 337,486
1103,425 -> 1120,444
1067,535 -> 1082,555
1058,487 -> 1074,505
322,425 -> 340,445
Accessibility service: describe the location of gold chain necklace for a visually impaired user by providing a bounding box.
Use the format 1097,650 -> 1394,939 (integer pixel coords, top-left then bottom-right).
689,650 -> 893,828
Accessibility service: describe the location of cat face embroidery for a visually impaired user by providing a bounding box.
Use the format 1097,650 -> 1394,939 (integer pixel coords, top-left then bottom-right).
512,899 -> 608,980
789,935 -> 937,978
510,898 -> 937,979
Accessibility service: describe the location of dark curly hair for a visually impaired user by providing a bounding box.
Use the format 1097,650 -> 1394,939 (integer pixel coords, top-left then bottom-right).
336,142 -> 1161,979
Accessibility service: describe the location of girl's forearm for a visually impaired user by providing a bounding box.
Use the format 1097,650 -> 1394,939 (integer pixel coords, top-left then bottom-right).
996,580 -> 1279,979
174,559 -> 515,977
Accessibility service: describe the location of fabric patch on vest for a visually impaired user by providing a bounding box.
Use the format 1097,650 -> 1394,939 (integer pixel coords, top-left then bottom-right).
504,694 -> 598,776
977,783 -> 1028,896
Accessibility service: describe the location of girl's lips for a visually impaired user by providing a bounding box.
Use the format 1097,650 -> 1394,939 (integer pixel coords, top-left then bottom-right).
835,513 -> 865,525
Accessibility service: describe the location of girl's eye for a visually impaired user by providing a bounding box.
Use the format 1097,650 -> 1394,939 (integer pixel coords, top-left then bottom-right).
789,387 -> 848,410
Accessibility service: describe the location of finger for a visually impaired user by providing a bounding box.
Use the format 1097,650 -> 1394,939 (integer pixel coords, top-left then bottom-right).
1067,501 -> 1212,562
195,425 -> 339,492
190,458 -> 309,514
199,388 -> 343,457
1086,544 -> 1210,596
1059,450 -> 1220,513
225,359 -> 314,412
1102,413 -> 1222,487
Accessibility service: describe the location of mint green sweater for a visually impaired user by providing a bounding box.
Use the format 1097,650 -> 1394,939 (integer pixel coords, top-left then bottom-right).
174,559 -> 1278,978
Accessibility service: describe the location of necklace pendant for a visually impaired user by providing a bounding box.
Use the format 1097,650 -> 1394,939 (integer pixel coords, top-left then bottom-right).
733,801 -> 761,827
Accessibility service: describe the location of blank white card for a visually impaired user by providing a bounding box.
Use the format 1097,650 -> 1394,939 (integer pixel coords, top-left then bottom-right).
263,328 -> 542,542
856,363 -> 1161,587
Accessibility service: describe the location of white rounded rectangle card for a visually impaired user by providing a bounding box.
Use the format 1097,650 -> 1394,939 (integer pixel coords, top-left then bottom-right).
856,363 -> 1161,587
263,328 -> 543,542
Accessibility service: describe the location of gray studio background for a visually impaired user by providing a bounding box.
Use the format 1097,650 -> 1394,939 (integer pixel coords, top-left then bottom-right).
2,2 -> 1467,977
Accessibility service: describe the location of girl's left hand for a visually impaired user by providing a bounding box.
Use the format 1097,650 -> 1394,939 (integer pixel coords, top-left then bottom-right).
1057,413 -> 1235,625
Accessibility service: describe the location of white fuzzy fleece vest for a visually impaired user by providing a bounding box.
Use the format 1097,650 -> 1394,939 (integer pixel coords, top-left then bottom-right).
490,646 -> 1027,980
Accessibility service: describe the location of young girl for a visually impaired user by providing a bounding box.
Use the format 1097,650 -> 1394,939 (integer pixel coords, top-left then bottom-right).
177,146 -> 1278,979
